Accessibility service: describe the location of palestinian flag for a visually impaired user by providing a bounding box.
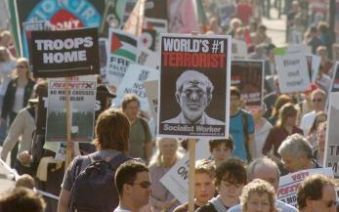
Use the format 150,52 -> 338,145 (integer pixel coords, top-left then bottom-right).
110,30 -> 138,62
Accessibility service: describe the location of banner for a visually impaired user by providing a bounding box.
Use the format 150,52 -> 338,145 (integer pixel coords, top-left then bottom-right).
14,0 -> 104,57
167,0 -> 199,33
275,53 -> 310,93
142,18 -> 168,52
277,168 -> 334,207
158,34 -> 231,138
106,29 -> 138,90
160,139 -> 211,203
231,60 -> 264,108
45,76 -> 96,142
30,28 -> 99,78
324,92 -> 339,177
330,62 -> 339,92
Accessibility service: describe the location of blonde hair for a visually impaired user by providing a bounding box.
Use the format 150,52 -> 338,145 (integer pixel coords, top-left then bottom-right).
12,57 -> 32,80
240,179 -> 277,212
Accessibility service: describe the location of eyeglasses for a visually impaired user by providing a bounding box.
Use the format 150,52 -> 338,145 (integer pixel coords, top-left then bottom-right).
312,98 -> 323,102
132,181 -> 151,189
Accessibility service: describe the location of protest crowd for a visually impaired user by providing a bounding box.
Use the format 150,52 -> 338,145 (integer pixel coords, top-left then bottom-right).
0,0 -> 339,211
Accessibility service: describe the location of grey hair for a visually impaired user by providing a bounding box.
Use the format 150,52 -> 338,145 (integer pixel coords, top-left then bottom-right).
247,157 -> 280,181
176,70 -> 214,94
277,134 -> 313,159
148,137 -> 183,167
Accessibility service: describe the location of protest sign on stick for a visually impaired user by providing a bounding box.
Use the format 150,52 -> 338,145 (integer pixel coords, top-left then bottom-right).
330,62 -> 339,92
324,92 -> 339,178
158,34 -> 231,138
30,28 -> 100,78
277,168 -> 333,207
275,52 -> 310,93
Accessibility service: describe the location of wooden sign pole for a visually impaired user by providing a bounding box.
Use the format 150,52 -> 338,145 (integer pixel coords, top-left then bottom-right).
188,139 -> 196,212
65,77 -> 74,169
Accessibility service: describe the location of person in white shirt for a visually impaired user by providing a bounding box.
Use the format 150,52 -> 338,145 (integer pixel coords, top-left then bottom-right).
300,89 -> 326,135
114,160 -> 152,212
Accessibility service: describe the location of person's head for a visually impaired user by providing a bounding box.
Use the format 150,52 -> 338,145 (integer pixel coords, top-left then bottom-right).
278,134 -> 313,173
270,94 -> 292,119
240,179 -> 277,212
175,70 -> 214,123
258,25 -> 267,34
149,137 -> 181,167
316,45 -> 328,59
0,30 -> 13,47
230,86 -> 241,111
15,174 -> 35,190
309,26 -> 318,37
317,22 -> 330,34
13,57 -> 31,79
115,160 -> 151,210
0,46 -> 12,62
121,94 -> 140,122
247,157 -> 280,191
209,138 -> 233,164
194,159 -> 216,205
308,111 -> 327,135
316,122 -> 327,152
0,187 -> 46,212
215,159 -> 247,205
297,174 -> 337,212
94,108 -> 130,153
277,103 -> 298,127
310,89 -> 326,112
230,18 -> 242,30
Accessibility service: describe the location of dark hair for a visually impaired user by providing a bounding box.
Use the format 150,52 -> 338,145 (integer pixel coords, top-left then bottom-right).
215,159 -> 247,186
297,174 -> 335,210
230,86 -> 241,98
115,160 -> 149,197
209,138 -> 234,152
94,108 -> 130,152
270,94 -> 292,120
0,187 -> 46,212
121,94 -> 140,110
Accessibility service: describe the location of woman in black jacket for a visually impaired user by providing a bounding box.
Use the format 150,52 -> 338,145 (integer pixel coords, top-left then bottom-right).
1,57 -> 35,167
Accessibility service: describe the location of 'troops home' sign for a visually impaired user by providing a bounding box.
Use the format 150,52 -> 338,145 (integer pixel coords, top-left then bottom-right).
31,28 -> 99,78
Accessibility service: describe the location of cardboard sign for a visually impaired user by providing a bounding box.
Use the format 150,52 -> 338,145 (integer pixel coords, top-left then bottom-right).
14,0 -> 104,58
106,29 -> 138,89
158,34 -> 231,138
160,139 -> 211,203
324,92 -> 339,177
138,47 -> 160,70
30,28 -> 99,78
306,54 -> 321,82
231,60 -> 264,107
275,53 -> 310,93
45,76 -> 96,142
231,39 -> 247,60
277,168 -> 334,207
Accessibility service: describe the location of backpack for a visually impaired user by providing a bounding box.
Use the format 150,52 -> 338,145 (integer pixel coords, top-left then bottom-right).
68,153 -> 130,212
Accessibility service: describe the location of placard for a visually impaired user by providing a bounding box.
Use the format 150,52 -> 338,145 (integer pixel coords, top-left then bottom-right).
158,34 -> 231,138
30,28 -> 99,78
45,76 -> 96,142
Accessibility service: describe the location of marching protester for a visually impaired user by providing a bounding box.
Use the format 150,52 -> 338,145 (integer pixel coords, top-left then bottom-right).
263,103 -> 303,158
228,157 -> 298,212
306,111 -> 327,148
122,94 -> 153,163
297,174 -> 337,212
57,109 -> 131,212
209,138 -> 234,167
114,160 -> 152,212
174,159 -> 216,212
313,122 -> 327,165
278,134 -> 321,174
197,159 -> 247,212
1,57 -> 35,168
148,138 -> 182,211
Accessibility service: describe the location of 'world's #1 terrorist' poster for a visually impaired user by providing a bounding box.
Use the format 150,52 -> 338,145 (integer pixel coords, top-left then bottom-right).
158,34 -> 231,138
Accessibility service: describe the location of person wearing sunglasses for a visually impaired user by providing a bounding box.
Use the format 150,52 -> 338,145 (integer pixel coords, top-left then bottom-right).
297,174 -> 337,212
300,89 -> 326,136
1,57 -> 35,168
114,160 -> 152,212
